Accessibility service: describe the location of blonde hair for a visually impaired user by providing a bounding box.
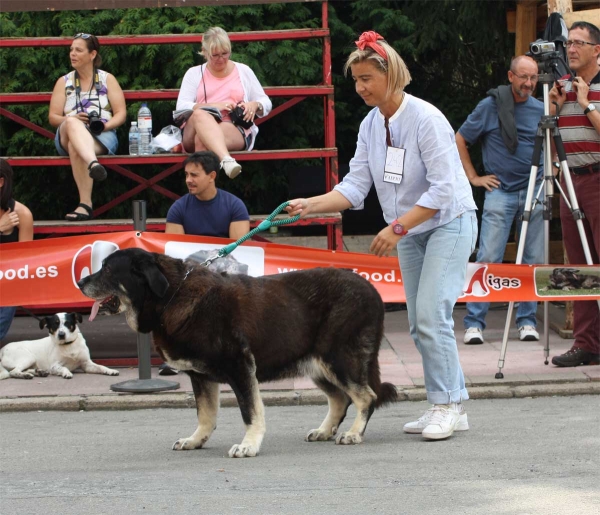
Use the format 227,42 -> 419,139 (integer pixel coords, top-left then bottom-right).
200,27 -> 232,60
343,38 -> 411,97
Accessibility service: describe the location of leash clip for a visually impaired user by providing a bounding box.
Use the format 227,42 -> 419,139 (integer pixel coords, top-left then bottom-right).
200,253 -> 220,268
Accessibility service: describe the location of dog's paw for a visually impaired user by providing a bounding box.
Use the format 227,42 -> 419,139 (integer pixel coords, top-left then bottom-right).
61,371 -> 73,379
36,369 -> 50,377
172,437 -> 205,451
18,372 -> 35,380
105,369 -> 120,376
228,443 -> 258,458
335,432 -> 363,445
305,428 -> 334,442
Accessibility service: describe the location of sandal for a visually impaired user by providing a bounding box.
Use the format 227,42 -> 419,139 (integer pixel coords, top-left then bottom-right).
88,160 -> 107,182
65,203 -> 93,222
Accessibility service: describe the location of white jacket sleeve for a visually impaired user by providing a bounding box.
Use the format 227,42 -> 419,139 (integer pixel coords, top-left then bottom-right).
238,63 -> 271,116
176,66 -> 201,111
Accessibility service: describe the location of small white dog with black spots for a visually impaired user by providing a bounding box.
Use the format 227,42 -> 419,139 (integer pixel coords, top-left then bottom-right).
0,312 -> 119,380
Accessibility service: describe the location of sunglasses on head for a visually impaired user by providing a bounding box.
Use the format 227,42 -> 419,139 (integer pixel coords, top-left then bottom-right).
73,33 -> 92,40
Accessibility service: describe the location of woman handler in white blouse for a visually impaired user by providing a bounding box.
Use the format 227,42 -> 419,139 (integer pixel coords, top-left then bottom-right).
176,27 -> 271,179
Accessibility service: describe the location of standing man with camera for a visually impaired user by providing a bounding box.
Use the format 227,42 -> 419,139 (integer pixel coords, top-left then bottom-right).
458,55 -> 545,345
549,21 -> 600,367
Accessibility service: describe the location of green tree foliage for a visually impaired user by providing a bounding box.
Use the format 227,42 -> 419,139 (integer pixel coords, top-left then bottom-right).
1,0 -> 515,223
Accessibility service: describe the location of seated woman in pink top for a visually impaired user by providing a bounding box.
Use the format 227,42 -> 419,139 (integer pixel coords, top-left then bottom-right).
176,27 -> 272,179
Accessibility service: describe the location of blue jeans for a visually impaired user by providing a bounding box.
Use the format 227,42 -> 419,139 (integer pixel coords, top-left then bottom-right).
398,212 -> 478,404
0,306 -> 17,340
464,184 -> 544,331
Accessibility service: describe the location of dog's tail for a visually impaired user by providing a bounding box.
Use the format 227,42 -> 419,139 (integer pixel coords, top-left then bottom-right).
370,360 -> 399,408
376,382 -> 399,407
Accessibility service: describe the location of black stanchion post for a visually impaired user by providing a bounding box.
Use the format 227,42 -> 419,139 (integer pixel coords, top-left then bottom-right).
110,201 -> 180,393
133,201 -> 152,381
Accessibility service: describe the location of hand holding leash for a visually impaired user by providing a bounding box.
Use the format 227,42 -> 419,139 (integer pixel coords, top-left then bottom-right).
285,198 -> 309,217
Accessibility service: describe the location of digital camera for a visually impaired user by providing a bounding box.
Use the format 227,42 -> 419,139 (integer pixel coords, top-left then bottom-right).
88,111 -> 105,135
230,104 -> 254,130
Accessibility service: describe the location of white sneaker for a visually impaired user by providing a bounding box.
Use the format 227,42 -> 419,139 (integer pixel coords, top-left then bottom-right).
519,325 -> 539,341
420,404 -> 463,440
220,157 -> 242,179
464,327 -> 484,345
403,404 -> 469,435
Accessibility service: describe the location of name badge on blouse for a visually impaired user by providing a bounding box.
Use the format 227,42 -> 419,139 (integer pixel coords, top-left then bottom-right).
383,146 -> 405,184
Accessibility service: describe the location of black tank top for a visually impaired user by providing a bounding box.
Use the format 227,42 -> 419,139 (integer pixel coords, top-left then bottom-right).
0,199 -> 20,244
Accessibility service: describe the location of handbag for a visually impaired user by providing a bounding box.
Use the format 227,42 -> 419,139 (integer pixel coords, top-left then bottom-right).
172,109 -> 193,129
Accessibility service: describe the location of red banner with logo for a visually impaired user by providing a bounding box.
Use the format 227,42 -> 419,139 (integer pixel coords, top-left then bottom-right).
0,231 -> 599,307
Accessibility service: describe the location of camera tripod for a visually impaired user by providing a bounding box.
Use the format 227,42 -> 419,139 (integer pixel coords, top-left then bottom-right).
495,72 -> 599,379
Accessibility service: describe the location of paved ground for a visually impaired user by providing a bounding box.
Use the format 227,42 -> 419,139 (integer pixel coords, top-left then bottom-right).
1,303 -> 599,412
1,396 -> 599,514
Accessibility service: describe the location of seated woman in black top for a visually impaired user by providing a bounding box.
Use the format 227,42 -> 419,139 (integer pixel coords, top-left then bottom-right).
0,159 -> 34,340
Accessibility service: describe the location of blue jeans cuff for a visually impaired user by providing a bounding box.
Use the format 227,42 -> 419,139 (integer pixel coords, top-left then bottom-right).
427,387 -> 469,405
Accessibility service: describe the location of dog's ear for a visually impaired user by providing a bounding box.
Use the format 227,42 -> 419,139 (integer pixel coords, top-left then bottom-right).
39,317 -> 49,330
70,312 -> 83,324
144,267 -> 170,297
139,263 -> 170,298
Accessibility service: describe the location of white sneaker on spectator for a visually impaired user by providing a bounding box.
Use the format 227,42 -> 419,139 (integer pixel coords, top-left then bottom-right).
220,157 -> 242,179
420,404 -> 463,440
403,404 -> 469,435
464,327 -> 484,345
519,325 -> 539,341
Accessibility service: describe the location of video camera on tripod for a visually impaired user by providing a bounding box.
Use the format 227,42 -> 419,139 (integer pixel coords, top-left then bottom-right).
529,39 -> 557,56
527,39 -> 571,80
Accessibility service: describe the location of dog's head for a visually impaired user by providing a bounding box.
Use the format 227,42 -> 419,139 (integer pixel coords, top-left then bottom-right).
77,248 -> 170,332
40,312 -> 82,345
548,267 -> 580,288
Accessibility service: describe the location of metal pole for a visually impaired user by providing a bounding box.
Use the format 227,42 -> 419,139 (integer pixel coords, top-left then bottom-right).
133,201 -> 152,380
110,201 -> 179,393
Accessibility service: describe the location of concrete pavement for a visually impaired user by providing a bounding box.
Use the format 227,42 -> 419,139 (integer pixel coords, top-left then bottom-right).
1,396 -> 599,514
1,302 -> 599,412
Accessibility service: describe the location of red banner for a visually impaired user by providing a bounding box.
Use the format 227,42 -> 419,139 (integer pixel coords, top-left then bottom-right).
0,232 -> 599,307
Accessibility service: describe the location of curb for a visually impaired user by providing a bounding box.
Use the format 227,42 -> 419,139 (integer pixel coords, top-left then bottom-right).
1,381 -> 599,413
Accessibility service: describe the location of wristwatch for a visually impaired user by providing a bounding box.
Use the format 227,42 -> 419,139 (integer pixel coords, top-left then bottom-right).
583,104 -> 596,115
391,220 -> 408,236
256,102 -> 264,113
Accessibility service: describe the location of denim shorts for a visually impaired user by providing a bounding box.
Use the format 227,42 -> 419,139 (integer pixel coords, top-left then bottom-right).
234,124 -> 253,150
55,126 -> 118,156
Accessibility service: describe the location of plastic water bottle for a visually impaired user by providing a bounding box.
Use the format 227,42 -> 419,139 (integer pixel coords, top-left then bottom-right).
137,103 -> 153,155
128,121 -> 140,155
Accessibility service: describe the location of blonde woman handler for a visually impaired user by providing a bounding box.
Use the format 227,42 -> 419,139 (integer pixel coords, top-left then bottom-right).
287,32 -> 478,440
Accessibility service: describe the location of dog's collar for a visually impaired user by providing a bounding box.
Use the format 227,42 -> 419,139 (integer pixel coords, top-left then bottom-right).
160,267 -> 193,323
59,335 -> 80,345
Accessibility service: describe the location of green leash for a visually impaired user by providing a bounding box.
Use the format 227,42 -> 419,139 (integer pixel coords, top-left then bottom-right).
201,201 -> 300,267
